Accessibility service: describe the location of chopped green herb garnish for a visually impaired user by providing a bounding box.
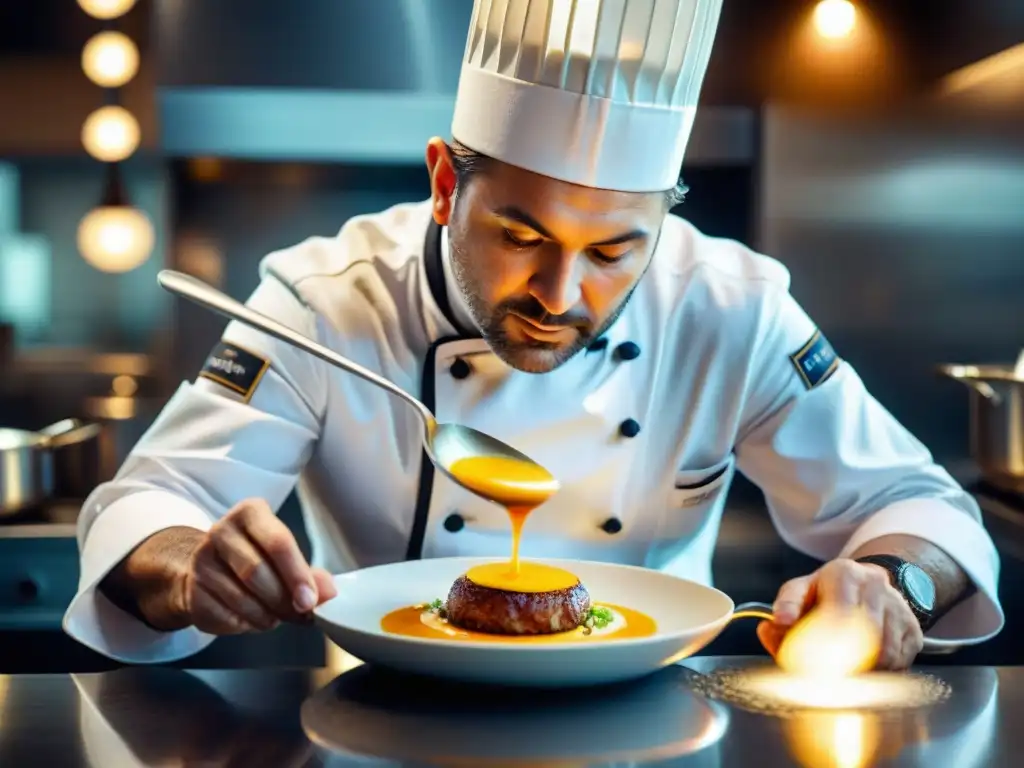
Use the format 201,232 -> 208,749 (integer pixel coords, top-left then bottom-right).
582,605 -> 615,634
423,598 -> 447,619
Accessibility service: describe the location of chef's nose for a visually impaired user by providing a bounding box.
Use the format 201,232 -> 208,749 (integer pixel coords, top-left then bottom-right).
528,251 -> 582,317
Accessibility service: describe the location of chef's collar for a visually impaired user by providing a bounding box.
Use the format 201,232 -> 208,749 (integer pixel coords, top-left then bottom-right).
423,216 -> 478,338
439,226 -> 481,336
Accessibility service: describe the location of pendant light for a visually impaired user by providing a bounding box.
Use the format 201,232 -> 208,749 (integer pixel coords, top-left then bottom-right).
76,0 -> 152,273
81,30 -> 139,88
77,162 -> 155,273
81,105 -> 141,162
77,0 -> 137,20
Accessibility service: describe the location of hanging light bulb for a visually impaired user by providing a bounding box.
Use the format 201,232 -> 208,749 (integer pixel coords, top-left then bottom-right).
814,0 -> 857,39
81,105 -> 140,163
76,0 -> 138,20
82,31 -> 139,88
77,164 -> 154,274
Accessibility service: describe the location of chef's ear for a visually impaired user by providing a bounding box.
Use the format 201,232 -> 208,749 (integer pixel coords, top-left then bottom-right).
425,137 -> 457,226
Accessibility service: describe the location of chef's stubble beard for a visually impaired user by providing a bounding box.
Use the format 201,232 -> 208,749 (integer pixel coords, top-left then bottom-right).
447,234 -> 643,374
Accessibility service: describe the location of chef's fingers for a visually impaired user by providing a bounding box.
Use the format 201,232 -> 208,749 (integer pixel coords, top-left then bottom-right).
873,609 -> 900,670
756,620 -> 786,658
189,583 -> 254,635
196,561 -> 280,631
193,535 -> 281,630
772,574 -> 816,625
876,601 -> 921,670
897,614 -> 925,670
232,500 -> 318,613
279,568 -> 338,626
859,571 -> 889,634
211,515 -> 293,617
312,567 -> 338,603
814,560 -> 862,609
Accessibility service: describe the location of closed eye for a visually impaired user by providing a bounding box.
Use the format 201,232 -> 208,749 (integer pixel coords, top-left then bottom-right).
589,248 -> 630,265
503,229 -> 542,248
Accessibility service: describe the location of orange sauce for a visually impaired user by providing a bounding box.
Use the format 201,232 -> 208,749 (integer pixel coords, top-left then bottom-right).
380,602 -> 657,644
449,454 -> 567,591
383,452 -> 655,643
464,560 -> 580,592
447,455 -> 560,509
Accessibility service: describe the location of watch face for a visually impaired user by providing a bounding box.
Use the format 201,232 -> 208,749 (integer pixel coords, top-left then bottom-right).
901,564 -> 936,612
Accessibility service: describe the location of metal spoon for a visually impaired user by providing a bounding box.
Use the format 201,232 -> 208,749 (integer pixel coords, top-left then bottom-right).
157,270 -> 560,504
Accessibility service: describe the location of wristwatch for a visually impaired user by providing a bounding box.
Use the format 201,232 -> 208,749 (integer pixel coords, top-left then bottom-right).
855,554 -> 937,631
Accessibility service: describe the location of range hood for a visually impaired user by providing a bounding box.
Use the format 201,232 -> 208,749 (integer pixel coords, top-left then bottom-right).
155,0 -> 755,166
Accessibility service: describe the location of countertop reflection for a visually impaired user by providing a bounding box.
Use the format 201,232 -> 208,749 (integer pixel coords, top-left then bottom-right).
0,656 -> 1020,767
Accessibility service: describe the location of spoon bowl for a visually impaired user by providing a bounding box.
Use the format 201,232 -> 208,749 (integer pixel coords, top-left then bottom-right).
157,270 -> 560,506
429,423 -> 560,506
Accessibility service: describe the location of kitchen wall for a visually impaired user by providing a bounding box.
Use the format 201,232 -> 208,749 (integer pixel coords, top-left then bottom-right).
0,156 -> 171,352
759,103 -> 1024,466
0,156 -> 172,443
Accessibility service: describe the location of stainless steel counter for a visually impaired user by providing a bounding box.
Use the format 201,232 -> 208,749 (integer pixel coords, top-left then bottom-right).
0,656 -> 1018,767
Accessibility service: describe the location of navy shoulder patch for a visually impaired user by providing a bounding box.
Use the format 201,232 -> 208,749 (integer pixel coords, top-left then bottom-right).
198,341 -> 270,402
789,330 -> 839,390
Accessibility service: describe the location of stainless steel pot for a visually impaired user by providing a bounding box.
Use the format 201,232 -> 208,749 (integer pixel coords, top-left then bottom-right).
939,363 -> 1024,492
0,418 -> 103,517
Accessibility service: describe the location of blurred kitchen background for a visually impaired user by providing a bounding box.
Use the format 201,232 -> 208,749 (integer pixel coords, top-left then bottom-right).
0,0 -> 1022,672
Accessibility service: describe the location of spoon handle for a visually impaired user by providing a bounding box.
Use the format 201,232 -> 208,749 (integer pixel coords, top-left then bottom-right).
158,270 -> 435,427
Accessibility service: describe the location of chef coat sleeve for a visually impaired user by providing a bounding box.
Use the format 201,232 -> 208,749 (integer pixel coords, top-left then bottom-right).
734,285 -> 1003,648
62,271 -> 328,664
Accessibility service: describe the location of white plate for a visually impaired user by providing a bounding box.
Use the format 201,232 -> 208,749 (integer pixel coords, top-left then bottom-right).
313,557 -> 738,688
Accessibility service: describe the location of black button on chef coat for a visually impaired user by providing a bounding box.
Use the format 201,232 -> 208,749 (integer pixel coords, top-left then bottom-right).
619,418 -> 641,438
443,513 -> 465,532
587,337 -> 609,352
601,517 -> 623,534
615,341 -> 641,361
449,358 -> 471,379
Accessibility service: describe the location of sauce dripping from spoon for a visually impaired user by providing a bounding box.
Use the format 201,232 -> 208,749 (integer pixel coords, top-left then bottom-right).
448,455 -> 577,592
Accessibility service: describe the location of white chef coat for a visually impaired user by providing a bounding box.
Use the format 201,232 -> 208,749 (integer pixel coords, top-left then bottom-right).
62,199 -> 1004,663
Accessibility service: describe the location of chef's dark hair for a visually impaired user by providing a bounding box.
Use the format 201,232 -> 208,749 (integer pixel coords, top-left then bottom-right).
447,140 -> 688,209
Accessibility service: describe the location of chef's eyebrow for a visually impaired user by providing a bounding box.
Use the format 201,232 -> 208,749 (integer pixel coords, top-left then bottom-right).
493,206 -> 648,248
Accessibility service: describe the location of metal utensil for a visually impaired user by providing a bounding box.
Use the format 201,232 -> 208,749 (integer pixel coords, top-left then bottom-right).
0,418 -> 103,516
938,361 -> 1024,493
731,602 -> 775,622
157,270 -> 560,504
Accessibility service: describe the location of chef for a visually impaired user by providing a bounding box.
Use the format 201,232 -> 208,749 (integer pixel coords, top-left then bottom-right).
64,0 -> 1003,668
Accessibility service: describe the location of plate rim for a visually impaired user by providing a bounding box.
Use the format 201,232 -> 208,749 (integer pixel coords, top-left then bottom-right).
313,555 -> 737,652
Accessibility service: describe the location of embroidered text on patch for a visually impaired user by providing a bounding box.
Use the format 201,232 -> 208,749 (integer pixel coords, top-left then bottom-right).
789,330 -> 839,390
198,341 -> 270,402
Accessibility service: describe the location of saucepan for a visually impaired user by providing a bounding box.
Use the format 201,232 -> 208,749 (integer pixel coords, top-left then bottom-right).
938,351 -> 1024,492
0,418 -> 103,517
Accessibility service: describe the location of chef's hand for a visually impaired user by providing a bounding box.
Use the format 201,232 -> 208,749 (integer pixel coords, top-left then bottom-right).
175,498 -> 338,634
756,558 -> 924,671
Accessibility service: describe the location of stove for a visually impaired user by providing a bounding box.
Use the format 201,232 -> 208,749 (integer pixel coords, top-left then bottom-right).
0,501 -> 81,631
0,500 -> 81,529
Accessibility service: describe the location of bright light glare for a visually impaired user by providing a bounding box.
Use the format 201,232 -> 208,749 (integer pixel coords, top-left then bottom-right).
81,31 -> 139,88
743,670 -> 915,710
77,206 -> 154,273
783,711 -> 881,768
814,0 -> 857,39
81,106 -> 141,163
77,0 -> 137,20
776,605 -> 881,679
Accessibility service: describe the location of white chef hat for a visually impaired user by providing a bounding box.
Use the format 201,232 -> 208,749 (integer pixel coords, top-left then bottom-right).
450,0 -> 724,193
